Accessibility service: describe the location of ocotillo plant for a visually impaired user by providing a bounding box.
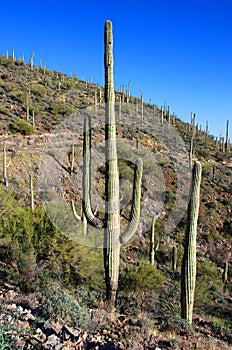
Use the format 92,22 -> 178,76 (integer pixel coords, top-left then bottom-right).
181,161 -> 202,324
72,21 -> 143,305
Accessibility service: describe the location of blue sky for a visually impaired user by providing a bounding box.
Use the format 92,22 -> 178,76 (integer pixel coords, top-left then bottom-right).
1,0 -> 232,139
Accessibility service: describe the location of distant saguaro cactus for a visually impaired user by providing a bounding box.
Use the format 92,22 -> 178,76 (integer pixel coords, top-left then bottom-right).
30,53 -> 35,70
72,20 -> 143,305
181,161 -> 202,324
225,120 -> 230,153
172,246 -> 177,272
3,141 -> 11,188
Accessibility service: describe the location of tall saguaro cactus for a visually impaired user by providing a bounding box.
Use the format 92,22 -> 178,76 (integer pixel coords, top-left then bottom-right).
72,21 -> 143,305
104,20 -> 143,304
181,161 -> 202,324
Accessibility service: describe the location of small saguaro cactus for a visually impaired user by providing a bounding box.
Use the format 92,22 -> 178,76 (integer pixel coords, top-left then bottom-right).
181,161 -> 202,324
30,53 -> 35,70
172,246 -> 178,272
223,261 -> 228,283
225,120 -> 230,153
3,141 -> 11,188
30,174 -> 35,212
72,20 -> 143,305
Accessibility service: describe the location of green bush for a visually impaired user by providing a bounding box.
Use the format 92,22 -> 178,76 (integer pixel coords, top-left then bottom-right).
0,107 -> 11,116
119,262 -> 166,293
9,119 -> 34,135
159,314 -> 194,336
31,83 -> 46,97
1,73 -> 9,80
195,260 -> 223,310
42,288 -> 90,328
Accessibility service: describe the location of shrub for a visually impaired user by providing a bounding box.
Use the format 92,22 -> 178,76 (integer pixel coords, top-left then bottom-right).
1,73 -> 9,80
119,262 -> 166,293
159,314 -> 194,336
0,107 -> 11,116
42,288 -> 90,328
31,84 -> 46,98
9,119 -> 34,135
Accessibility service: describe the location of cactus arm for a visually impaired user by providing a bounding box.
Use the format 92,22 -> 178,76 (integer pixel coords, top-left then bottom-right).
181,160 -> 202,324
120,158 -> 143,244
83,115 -> 104,228
71,200 -> 82,221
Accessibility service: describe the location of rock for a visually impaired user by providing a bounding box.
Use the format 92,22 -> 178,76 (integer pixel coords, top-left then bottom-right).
15,338 -> 27,349
62,324 -> 81,342
44,334 -> 61,349
5,290 -> 18,301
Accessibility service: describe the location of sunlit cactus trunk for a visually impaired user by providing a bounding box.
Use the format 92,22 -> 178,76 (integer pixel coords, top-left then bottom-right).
181,161 -> 202,324
72,20 -> 143,306
3,141 -> 11,188
104,20 -> 121,304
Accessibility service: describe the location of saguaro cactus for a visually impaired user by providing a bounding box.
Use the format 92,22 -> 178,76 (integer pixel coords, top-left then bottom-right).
72,21 -> 143,305
172,246 -> 177,272
181,161 -> 202,324
3,141 -> 11,188
225,120 -> 230,153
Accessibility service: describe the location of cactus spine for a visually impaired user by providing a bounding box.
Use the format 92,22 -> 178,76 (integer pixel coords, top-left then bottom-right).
181,161 -> 202,324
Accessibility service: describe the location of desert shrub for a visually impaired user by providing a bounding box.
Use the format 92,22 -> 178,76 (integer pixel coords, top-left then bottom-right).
196,147 -> 210,160
119,262 -> 166,293
1,73 -> 9,80
195,260 -> 223,310
159,314 -> 194,336
31,83 -> 46,97
75,285 -> 104,308
118,158 -> 134,182
0,107 -> 11,116
42,288 -> 90,328
9,119 -> 34,135
206,201 -> 217,210
47,102 -> 74,118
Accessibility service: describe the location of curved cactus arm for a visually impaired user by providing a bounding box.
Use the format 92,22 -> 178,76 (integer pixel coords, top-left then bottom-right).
71,200 -> 82,221
120,158 -> 143,243
83,115 -> 104,229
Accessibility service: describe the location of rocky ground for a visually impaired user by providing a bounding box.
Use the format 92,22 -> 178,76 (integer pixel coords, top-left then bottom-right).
0,282 -> 231,350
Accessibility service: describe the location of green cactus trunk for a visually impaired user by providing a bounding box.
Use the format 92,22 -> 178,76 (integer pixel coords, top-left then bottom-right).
172,246 -> 177,272
72,20 -> 143,306
104,20 -> 121,304
181,161 -> 202,324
